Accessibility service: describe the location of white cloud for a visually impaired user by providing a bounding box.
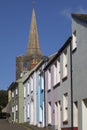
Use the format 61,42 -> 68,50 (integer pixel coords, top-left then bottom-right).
76,6 -> 87,14
60,6 -> 87,20
60,8 -> 72,20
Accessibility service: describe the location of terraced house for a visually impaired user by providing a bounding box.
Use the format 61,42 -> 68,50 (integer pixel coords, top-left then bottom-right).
23,56 -> 50,127
44,14 -> 87,130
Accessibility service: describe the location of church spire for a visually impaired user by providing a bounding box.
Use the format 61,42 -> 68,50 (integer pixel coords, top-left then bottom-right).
26,8 -> 42,56
16,8 -> 43,80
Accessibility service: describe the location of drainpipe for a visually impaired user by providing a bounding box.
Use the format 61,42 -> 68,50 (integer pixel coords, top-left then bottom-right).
43,56 -> 48,128
43,71 -> 46,127
70,38 -> 73,130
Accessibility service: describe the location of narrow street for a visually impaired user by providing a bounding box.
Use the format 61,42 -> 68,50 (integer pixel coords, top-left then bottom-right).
0,119 -> 28,130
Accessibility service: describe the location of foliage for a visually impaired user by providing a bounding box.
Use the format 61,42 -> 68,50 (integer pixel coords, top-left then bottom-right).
0,90 -> 8,112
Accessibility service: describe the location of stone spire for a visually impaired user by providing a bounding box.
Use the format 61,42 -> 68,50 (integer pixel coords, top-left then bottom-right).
16,8 -> 43,80
26,8 -> 42,56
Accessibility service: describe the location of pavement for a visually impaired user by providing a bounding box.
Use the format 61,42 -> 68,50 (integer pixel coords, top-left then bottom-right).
22,123 -> 52,130
0,119 -> 29,130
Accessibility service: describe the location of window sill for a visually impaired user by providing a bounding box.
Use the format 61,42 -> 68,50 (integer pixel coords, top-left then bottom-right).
47,89 -> 51,93
48,124 -> 52,126
62,75 -> 68,81
63,120 -> 68,125
41,89 -> 44,93
53,82 -> 60,89
72,47 -> 77,53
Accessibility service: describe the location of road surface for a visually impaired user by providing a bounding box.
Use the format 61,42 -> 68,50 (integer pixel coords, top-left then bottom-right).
0,119 -> 27,130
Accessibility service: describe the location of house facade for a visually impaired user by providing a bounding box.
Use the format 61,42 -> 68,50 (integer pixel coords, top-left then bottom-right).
71,14 -> 87,130
23,59 -> 48,127
44,14 -> 87,130
11,81 -> 24,123
37,60 -> 48,127
44,37 -> 72,130
9,74 -> 29,123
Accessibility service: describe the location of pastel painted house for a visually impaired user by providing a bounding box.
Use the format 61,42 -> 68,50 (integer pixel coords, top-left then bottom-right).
23,58 -> 48,127
37,59 -> 48,127
23,60 -> 44,126
71,14 -> 87,130
8,72 -> 30,123
44,37 -> 72,130
44,14 -> 87,130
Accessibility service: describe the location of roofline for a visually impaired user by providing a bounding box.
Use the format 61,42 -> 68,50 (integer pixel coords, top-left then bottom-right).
8,81 -> 18,91
44,36 -> 72,70
71,13 -> 87,25
23,58 -> 48,84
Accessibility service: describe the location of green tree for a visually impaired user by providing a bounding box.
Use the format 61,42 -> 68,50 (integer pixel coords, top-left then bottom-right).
0,90 -> 8,112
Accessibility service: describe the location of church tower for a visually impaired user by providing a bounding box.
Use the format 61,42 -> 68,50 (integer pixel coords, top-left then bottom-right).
16,8 -> 43,79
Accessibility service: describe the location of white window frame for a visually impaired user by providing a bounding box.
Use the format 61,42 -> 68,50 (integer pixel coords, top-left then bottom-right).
12,106 -> 14,112
48,102 -> 51,124
47,68 -> 51,91
16,105 -> 18,111
41,76 -> 44,90
57,58 -> 60,84
12,91 -> 14,98
15,88 -> 18,95
63,50 -> 68,79
27,103 -> 30,118
24,86 -> 26,98
27,82 -> 30,96
30,77 -> 33,92
72,31 -> 77,51
53,62 -> 57,86
40,106 -> 43,122
63,93 -> 68,122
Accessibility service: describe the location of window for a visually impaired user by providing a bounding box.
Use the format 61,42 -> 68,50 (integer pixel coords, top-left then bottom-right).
47,68 -> 51,91
73,102 -> 78,127
57,58 -> 60,84
30,77 -> 33,92
23,61 -> 28,68
12,106 -> 14,112
72,30 -> 77,51
40,106 -> 43,122
53,62 -> 57,86
48,102 -> 51,124
12,91 -> 14,98
53,59 -> 61,87
63,50 -> 68,79
82,99 -> 87,130
15,88 -> 18,95
16,111 -> 18,119
12,112 -> 14,120
41,76 -> 44,90
27,82 -> 30,95
63,93 -> 68,123
32,59 -> 36,64
27,104 -> 30,118
24,86 -> 26,98
16,105 -> 18,111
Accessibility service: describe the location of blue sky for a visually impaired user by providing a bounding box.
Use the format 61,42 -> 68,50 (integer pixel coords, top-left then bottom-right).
0,0 -> 87,90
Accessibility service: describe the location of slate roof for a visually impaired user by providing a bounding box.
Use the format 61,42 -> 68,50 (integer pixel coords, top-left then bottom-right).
72,14 -> 87,23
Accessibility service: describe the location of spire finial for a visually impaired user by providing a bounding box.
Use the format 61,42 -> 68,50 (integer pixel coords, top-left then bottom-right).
32,0 -> 35,8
